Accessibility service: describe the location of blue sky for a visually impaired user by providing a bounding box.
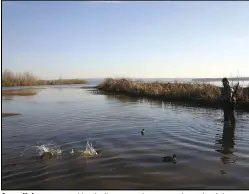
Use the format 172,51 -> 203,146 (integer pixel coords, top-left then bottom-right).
2,1 -> 249,79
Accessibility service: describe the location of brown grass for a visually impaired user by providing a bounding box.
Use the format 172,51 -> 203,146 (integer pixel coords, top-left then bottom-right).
38,79 -> 87,86
97,78 -> 249,111
2,88 -> 43,96
2,69 -> 87,87
2,113 -> 21,117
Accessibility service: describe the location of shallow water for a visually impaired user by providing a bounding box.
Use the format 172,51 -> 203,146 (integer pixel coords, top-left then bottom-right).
2,86 -> 249,189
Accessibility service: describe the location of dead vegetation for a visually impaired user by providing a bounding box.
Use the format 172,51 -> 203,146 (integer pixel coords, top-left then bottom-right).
97,78 -> 249,111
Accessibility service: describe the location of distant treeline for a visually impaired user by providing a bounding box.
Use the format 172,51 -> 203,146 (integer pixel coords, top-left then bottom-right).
2,69 -> 87,87
192,77 -> 249,82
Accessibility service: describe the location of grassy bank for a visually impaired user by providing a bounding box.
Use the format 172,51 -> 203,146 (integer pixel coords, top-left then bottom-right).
2,113 -> 21,117
2,88 -> 43,96
97,78 -> 249,111
2,69 -> 87,87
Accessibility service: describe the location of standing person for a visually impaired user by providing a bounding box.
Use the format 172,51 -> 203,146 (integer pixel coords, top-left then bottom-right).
220,78 -> 236,124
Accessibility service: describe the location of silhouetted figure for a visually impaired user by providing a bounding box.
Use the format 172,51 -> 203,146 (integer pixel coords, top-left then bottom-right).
220,78 -> 236,124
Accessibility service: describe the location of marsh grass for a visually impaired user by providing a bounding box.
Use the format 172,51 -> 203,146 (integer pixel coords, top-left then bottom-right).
2,113 -> 21,117
2,88 -> 43,96
2,69 -> 87,87
38,79 -> 87,86
97,78 -> 249,111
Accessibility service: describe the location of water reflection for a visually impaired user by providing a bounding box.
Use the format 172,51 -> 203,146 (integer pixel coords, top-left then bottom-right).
104,93 -> 166,108
105,94 -> 141,104
215,123 -> 236,164
2,96 -> 14,100
3,87 -> 249,189
88,89 -> 103,95
143,99 -> 164,108
104,93 -> 221,115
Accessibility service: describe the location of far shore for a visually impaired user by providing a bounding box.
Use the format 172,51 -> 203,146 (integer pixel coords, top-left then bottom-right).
2,69 -> 87,87
192,77 -> 249,82
2,79 -> 88,87
96,78 -> 249,112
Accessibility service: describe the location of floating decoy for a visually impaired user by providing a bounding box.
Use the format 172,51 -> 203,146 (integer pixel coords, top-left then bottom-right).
162,154 -> 176,163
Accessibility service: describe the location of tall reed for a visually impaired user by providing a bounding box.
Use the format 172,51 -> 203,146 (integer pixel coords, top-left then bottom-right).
97,78 -> 249,102
2,69 -> 87,87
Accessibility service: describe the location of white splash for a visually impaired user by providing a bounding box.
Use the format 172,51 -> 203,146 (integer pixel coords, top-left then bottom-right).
35,143 -> 62,156
20,143 -> 62,158
80,139 -> 98,157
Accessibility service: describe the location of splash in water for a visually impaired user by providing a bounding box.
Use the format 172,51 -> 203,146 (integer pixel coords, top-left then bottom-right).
80,139 -> 98,157
36,143 -> 62,157
20,143 -> 62,158
20,140 -> 97,158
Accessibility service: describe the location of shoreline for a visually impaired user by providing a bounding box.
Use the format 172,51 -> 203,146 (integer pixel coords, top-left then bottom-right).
96,89 -> 249,112
80,86 -> 98,89
96,78 -> 249,112
2,81 -> 88,87
2,69 -> 88,87
2,88 -> 45,96
2,113 -> 21,117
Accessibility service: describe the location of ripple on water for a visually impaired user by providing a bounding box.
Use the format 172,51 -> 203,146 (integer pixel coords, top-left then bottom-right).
2,88 -> 249,189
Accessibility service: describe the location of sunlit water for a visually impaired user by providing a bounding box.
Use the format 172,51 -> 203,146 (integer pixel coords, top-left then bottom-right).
2,86 -> 249,189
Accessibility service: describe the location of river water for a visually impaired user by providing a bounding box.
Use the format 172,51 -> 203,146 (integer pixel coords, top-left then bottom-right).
2,85 -> 249,189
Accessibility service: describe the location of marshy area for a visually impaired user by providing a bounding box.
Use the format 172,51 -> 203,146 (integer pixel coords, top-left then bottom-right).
97,78 -> 249,112
2,69 -> 87,87
1,69 -> 87,117
2,88 -> 43,96
2,79 -> 249,189
2,87 -> 45,117
2,113 -> 21,117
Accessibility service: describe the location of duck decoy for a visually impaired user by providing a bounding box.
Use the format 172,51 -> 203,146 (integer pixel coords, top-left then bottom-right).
141,129 -> 145,135
162,154 -> 176,163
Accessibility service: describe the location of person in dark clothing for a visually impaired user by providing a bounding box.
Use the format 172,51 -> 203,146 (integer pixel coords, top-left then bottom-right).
220,78 -> 236,124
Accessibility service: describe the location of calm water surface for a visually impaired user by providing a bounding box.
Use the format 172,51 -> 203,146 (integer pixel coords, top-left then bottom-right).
2,86 -> 249,189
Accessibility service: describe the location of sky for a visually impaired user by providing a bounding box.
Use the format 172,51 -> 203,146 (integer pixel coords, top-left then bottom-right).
2,1 -> 249,79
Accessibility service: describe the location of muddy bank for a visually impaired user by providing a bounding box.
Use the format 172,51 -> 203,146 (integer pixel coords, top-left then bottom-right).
80,86 -> 97,89
2,88 -> 45,96
2,113 -> 21,117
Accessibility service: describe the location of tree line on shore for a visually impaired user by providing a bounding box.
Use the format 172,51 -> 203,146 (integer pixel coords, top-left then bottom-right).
2,69 -> 87,87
